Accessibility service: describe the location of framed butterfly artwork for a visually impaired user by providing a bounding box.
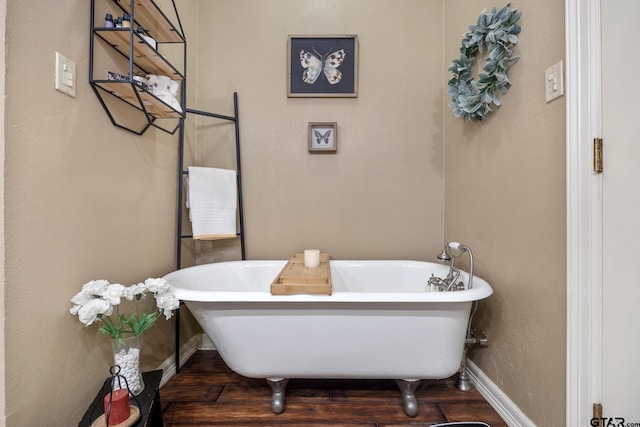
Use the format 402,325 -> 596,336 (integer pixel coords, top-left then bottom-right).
288,35 -> 358,98
308,122 -> 337,153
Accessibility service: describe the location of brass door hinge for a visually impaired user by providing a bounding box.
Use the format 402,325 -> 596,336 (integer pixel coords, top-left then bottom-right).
594,138 -> 603,173
593,402 -> 603,426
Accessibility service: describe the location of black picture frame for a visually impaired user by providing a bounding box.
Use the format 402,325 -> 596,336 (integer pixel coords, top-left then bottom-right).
287,35 -> 358,98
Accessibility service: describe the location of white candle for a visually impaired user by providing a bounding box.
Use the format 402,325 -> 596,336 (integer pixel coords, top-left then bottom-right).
304,249 -> 320,268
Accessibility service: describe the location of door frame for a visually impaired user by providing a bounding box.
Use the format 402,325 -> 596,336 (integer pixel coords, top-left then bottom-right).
566,0 -> 602,425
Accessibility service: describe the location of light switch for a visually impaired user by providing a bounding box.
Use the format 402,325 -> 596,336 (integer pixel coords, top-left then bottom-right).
545,61 -> 564,103
55,51 -> 76,98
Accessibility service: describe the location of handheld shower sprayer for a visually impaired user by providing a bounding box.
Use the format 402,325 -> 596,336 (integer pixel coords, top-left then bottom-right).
435,242 -> 474,290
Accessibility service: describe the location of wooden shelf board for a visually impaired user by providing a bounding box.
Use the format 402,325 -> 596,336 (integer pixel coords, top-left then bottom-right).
113,0 -> 184,43
95,29 -> 184,80
94,80 -> 183,119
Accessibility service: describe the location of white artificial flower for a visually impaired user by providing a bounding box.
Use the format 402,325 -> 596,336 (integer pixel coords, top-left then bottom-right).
102,283 -> 126,305
70,277 -> 178,338
77,298 -> 113,326
120,285 -> 135,301
154,292 -> 180,319
144,278 -> 170,294
70,289 -> 93,307
82,279 -> 110,296
69,304 -> 82,316
128,282 -> 147,296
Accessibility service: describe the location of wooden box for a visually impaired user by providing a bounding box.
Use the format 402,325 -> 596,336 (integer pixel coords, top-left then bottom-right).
270,253 -> 332,295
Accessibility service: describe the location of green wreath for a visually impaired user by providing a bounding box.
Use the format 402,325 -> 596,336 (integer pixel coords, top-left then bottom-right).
447,4 -> 522,122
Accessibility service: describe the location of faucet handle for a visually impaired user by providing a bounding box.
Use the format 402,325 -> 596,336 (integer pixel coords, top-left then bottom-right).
448,241 -> 464,251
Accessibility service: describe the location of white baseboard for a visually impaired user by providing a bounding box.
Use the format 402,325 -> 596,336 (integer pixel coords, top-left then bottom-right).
199,333 -> 216,350
467,359 -> 536,427
157,334 -> 200,387
157,333 -> 216,387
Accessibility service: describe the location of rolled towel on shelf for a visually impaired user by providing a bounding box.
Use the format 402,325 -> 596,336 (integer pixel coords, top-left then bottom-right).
186,166 -> 237,240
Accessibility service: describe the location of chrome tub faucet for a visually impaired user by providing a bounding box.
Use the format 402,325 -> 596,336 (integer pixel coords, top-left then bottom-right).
428,241 -> 475,291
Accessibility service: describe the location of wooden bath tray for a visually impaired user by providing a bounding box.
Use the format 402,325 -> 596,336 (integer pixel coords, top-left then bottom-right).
270,253 -> 332,295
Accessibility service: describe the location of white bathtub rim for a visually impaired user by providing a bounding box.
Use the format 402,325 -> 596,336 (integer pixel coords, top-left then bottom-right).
164,259 -> 493,303
172,289 -> 491,303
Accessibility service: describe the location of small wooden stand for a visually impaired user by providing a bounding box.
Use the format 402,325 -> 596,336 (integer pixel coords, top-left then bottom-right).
270,253 -> 332,295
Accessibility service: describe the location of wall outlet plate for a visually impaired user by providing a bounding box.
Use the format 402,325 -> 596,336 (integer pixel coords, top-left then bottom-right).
54,51 -> 76,98
545,60 -> 564,103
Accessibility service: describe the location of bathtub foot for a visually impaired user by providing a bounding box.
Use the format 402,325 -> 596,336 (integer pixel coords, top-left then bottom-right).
266,378 -> 289,414
395,379 -> 420,417
456,365 -> 473,392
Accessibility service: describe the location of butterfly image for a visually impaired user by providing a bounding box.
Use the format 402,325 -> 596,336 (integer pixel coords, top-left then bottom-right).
299,48 -> 346,85
314,129 -> 332,145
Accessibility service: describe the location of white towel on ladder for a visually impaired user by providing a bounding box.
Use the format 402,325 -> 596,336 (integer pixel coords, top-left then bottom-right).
186,166 -> 237,240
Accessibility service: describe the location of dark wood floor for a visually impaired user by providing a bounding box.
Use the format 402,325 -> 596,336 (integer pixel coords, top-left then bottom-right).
160,350 -> 508,426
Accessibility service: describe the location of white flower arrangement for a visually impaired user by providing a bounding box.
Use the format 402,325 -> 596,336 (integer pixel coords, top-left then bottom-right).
70,277 -> 180,339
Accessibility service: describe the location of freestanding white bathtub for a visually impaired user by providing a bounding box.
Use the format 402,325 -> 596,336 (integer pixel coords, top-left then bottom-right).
164,259 -> 493,416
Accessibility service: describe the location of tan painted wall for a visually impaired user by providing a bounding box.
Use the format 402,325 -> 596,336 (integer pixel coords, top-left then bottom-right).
0,0 -> 5,423
193,0 -> 445,262
0,0 -> 566,425
195,2 -> 567,425
2,1 -> 196,424
443,1 -> 566,426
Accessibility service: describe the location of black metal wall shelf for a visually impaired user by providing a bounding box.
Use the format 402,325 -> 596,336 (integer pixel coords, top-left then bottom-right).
89,0 -> 245,373
89,0 -> 186,135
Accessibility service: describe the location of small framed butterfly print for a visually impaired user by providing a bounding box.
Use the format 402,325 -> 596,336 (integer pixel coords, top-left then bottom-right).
308,122 -> 337,153
288,35 -> 358,98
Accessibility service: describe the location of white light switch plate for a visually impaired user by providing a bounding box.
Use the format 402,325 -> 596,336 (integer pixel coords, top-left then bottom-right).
545,60 -> 564,103
54,51 -> 76,98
